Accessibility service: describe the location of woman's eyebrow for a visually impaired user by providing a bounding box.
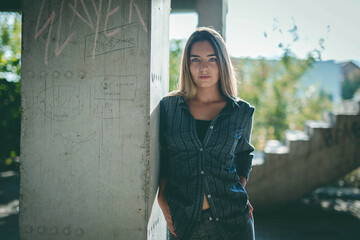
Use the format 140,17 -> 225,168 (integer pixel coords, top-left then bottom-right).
190,54 -> 216,57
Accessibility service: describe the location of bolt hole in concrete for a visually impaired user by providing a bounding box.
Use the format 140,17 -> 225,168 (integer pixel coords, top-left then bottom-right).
1,169 -> 360,239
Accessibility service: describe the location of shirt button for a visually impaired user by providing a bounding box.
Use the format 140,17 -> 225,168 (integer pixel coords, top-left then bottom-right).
200,148 -> 203,152
210,126 -> 214,130
215,218 -> 219,221
201,171 -> 204,175
207,194 -> 211,198
209,217 -> 213,221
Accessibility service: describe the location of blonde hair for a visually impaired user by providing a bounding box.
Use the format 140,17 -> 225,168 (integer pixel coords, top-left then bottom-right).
170,27 -> 237,100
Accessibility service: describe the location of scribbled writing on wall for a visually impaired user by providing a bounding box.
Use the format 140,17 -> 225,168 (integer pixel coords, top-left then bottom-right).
322,118 -> 360,148
37,85 -> 84,121
92,75 -> 137,119
151,73 -> 162,83
34,0 -> 147,65
85,23 -> 139,57
55,132 -> 96,155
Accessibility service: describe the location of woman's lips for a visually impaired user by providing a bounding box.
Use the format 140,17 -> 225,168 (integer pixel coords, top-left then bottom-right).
199,76 -> 210,79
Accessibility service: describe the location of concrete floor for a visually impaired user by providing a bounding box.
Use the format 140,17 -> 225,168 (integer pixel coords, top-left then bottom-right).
1,170 -> 360,240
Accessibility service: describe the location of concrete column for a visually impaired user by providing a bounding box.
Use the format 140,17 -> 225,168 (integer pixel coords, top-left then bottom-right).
196,0 -> 228,39
20,0 -> 169,239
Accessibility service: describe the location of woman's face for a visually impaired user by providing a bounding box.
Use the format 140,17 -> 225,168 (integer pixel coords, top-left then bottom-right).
189,41 -> 220,91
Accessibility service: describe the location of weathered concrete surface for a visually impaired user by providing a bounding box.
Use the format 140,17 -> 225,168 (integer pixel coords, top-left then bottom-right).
247,100 -> 360,207
20,0 -> 169,239
196,0 -> 228,38
171,0 -> 228,38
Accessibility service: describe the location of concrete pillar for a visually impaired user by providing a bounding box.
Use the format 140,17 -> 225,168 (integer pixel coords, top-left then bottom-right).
20,0 -> 169,239
196,0 -> 228,39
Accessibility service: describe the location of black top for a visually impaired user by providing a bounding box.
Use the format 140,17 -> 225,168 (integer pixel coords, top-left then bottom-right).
195,119 -> 211,143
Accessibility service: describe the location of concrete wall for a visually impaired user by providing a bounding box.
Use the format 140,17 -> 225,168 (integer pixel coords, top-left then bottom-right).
20,0 -> 169,239
171,0 -> 228,39
196,0 -> 227,38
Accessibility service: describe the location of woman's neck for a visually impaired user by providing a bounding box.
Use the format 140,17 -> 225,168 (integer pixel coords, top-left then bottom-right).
194,86 -> 224,103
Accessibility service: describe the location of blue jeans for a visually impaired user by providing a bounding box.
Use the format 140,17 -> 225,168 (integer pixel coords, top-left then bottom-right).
168,209 -> 255,240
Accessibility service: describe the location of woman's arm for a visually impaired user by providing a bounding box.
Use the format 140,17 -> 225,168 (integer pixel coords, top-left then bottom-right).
158,179 -> 176,237
235,107 -> 255,181
239,176 -> 247,188
236,106 -> 255,218
158,100 -> 177,236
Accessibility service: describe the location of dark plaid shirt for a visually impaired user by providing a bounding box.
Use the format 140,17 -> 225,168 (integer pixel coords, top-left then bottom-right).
159,95 -> 255,240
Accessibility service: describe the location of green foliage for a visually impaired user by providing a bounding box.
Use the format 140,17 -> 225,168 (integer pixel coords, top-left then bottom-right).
236,20 -> 332,150
0,12 -> 21,170
169,39 -> 185,92
236,55 -> 332,150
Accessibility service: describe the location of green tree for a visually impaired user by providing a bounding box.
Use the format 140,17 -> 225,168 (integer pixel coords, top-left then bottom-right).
236,20 -> 332,150
169,39 -> 185,92
0,12 -> 21,170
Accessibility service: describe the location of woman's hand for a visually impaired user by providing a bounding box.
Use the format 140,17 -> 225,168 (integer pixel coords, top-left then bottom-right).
248,200 -> 254,218
158,179 -> 177,237
158,196 -> 176,237
239,177 -> 254,218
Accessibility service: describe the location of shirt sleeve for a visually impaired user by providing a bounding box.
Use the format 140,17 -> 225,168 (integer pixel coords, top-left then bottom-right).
159,99 -> 169,180
235,107 -> 255,180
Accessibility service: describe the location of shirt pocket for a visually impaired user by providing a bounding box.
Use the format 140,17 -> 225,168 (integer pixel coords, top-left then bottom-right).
223,128 -> 244,172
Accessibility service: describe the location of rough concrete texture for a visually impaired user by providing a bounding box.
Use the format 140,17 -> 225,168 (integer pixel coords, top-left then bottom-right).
20,0 -> 169,239
196,0 -> 228,38
247,99 -> 360,207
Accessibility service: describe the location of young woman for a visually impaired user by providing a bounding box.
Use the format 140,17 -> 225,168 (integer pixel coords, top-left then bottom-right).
158,27 -> 255,240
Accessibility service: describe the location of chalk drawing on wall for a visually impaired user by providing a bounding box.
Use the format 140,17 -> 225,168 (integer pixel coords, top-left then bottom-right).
55,131 -> 96,155
92,75 -> 137,119
84,22 -> 139,57
37,85 -> 84,121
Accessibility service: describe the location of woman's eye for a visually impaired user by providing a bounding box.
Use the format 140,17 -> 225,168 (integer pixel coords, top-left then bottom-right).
209,57 -> 217,62
191,58 -> 200,62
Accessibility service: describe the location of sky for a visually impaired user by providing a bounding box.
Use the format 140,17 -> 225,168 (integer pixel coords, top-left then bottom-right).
169,0 -> 360,65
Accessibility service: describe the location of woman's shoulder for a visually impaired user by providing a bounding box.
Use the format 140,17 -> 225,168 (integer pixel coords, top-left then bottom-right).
160,93 -> 184,110
231,97 -> 255,115
161,91 -> 184,104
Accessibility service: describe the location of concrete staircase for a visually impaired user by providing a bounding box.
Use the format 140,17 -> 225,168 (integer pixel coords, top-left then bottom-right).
247,99 -> 360,207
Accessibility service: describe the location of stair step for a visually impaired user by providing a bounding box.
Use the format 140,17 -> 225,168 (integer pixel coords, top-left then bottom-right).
285,130 -> 309,141
264,140 -> 288,154
339,99 -> 360,114
322,111 -> 336,124
305,120 -> 332,137
285,130 -> 310,156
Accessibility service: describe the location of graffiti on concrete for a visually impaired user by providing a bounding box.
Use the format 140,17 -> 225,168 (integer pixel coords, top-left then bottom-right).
37,85 -> 84,121
84,22 -> 139,57
151,73 -> 162,84
34,0 -> 146,65
55,131 -> 96,155
92,75 -> 137,119
322,119 -> 360,148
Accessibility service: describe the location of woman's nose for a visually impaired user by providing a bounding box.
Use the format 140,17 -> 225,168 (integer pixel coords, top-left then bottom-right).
200,61 -> 209,71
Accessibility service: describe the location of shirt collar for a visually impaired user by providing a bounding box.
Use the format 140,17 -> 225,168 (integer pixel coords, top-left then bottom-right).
178,95 -> 240,113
